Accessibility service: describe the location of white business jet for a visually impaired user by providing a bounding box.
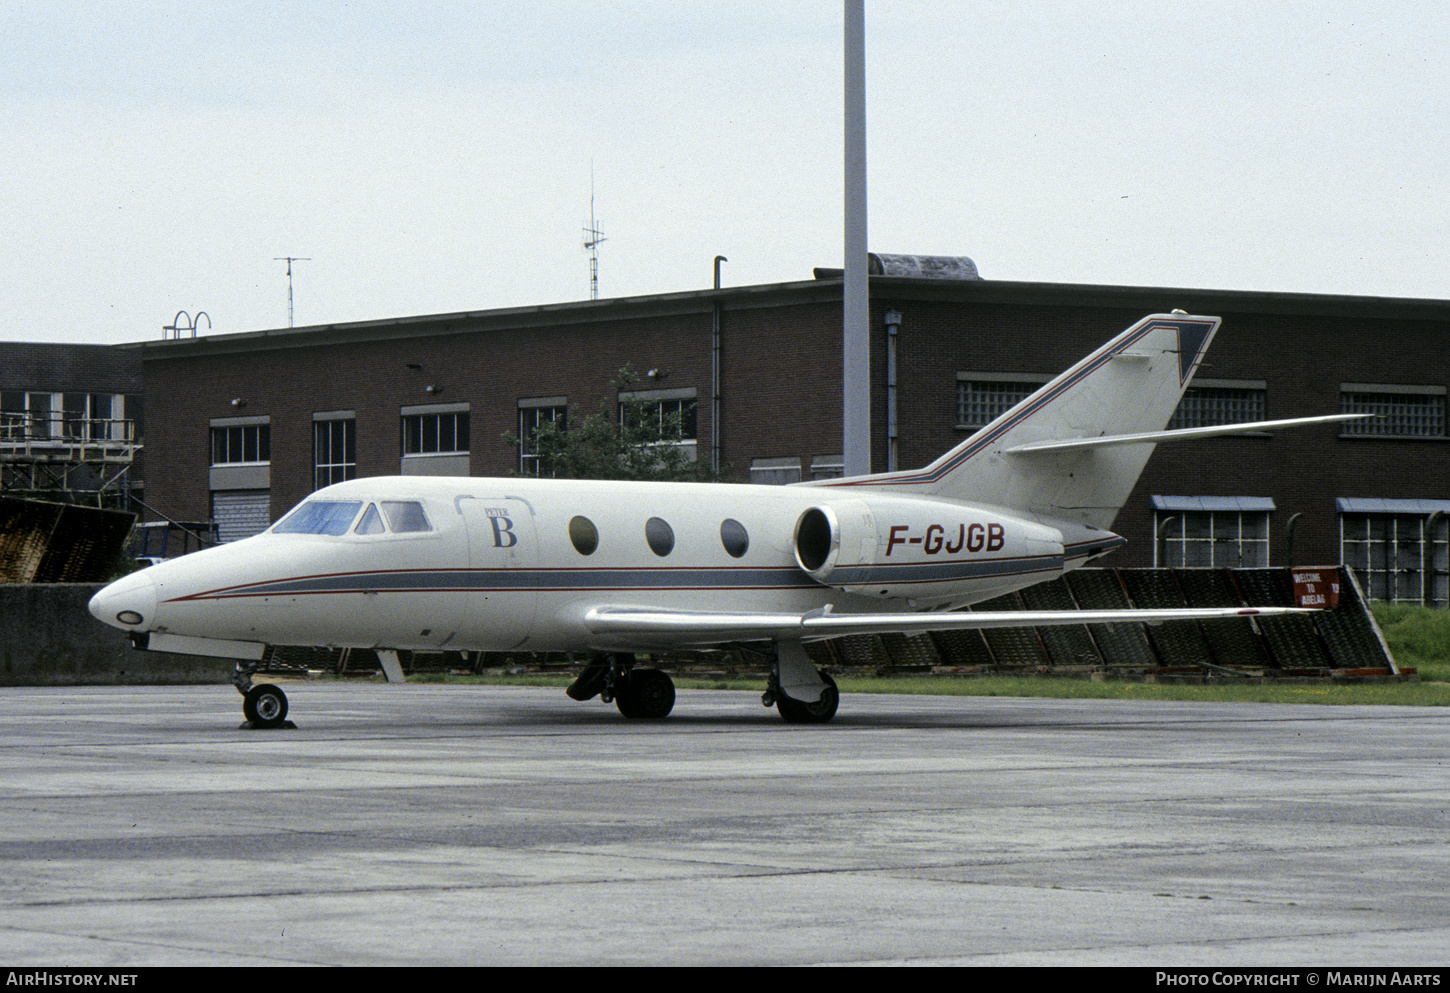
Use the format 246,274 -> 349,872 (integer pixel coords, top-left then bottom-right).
90,314 -> 1350,727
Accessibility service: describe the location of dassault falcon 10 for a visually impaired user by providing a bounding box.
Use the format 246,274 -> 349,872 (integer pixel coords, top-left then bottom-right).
90,314 -> 1351,726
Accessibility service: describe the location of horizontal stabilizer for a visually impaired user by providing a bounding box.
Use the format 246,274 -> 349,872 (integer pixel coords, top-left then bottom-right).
584,603 -> 1317,648
1004,413 -> 1369,455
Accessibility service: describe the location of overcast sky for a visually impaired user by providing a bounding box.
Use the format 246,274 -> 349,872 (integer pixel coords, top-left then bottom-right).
4,1 -> 1446,345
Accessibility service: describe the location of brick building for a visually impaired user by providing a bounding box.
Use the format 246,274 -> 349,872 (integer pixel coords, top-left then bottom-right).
129,270 -> 1450,605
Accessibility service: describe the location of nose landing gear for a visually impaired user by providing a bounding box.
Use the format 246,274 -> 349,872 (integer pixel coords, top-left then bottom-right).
242,683 -> 290,729
233,661 -> 294,730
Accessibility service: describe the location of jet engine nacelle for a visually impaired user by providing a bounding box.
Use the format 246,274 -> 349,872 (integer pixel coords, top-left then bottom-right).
792,496 -> 1066,603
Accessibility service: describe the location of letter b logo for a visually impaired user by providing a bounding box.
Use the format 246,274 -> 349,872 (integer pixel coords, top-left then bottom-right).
490,516 -> 517,548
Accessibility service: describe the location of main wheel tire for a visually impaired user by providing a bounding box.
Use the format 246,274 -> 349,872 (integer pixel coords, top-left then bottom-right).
616,668 -> 675,719
776,671 -> 838,724
243,683 -> 289,728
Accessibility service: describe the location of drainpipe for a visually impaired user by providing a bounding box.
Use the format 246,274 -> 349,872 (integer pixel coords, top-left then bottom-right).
1424,510 -> 1443,607
712,256 -> 727,474
1285,512 -> 1302,569
884,307 -> 901,472
1155,516 -> 1179,567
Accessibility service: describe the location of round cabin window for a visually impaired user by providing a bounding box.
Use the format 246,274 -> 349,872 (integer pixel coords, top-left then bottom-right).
720,518 -> 749,558
645,517 -> 675,557
569,515 -> 599,555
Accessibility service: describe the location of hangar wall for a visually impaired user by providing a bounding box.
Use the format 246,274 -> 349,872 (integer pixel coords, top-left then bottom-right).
0,584 -> 230,685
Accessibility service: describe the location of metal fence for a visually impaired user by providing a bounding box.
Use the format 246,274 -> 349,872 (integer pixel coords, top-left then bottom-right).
259,567 -> 1397,681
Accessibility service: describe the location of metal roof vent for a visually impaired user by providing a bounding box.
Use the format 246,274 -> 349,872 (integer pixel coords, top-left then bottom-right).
813,254 -> 981,280
869,254 -> 980,279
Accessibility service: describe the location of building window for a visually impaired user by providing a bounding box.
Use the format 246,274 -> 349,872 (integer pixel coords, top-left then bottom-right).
1168,381 -> 1266,430
1152,497 -> 1273,568
1339,385 -> 1446,438
618,387 -> 697,454
622,397 -> 696,441
81,394 -> 114,441
402,408 -> 469,456
750,456 -> 801,485
0,393 -> 21,441
209,416 -> 271,540
210,422 -> 270,465
1338,499 -> 1450,607
518,399 -> 566,476
52,393 -> 124,442
0,392 -> 61,441
810,455 -> 844,480
956,374 -> 1048,429
3,393 -> 42,441
314,414 -> 356,490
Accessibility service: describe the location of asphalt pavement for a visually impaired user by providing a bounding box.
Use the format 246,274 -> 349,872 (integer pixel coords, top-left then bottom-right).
1,681 -> 1446,966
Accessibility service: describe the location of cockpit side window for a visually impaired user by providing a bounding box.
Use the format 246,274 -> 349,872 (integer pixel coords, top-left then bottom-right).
381,501 -> 431,533
273,500 -> 363,536
354,503 -> 386,535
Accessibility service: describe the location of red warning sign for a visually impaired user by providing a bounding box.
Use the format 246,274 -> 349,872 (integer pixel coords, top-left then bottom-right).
1292,567 -> 1339,609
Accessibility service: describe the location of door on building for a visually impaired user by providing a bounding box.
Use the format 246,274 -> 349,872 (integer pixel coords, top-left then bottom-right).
212,490 -> 271,543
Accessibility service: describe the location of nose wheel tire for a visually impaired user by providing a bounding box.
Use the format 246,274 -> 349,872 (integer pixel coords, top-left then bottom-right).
243,684 -> 289,729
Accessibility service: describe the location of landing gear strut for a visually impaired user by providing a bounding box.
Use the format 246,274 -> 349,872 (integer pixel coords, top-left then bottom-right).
567,653 -> 675,719
233,660 -> 292,729
762,642 -> 839,724
767,670 -> 838,723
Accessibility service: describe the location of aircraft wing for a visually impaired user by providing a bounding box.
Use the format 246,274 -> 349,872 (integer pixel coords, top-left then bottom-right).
583,603 -> 1313,647
1004,413 -> 1368,454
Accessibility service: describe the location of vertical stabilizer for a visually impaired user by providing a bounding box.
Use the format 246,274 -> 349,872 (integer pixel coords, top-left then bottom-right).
825,314 -> 1219,530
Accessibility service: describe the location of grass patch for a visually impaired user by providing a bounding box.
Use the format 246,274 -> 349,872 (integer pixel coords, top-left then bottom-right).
1370,602 -> 1450,684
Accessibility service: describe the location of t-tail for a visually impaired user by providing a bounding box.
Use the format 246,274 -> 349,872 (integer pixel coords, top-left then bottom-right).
818,313 -> 1221,534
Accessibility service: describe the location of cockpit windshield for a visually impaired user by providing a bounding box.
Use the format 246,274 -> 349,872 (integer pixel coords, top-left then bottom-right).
354,504 -> 386,535
355,501 -> 432,534
273,500 -> 362,535
381,501 -> 431,533
273,498 -> 433,537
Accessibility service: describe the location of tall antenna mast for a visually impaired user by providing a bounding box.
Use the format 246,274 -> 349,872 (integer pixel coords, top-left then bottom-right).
582,166 -> 606,300
274,256 -> 311,327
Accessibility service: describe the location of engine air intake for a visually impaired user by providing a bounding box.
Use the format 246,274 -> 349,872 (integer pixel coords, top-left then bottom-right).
794,506 -> 836,573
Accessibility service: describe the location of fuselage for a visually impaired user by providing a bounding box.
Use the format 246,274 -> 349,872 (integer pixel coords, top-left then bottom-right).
90,474 -> 1117,656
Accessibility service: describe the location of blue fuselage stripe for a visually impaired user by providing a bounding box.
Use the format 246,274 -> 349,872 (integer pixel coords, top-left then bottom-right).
170,557 -> 1067,601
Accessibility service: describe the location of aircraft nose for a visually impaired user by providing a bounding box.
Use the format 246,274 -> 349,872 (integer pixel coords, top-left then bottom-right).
89,571 -> 158,632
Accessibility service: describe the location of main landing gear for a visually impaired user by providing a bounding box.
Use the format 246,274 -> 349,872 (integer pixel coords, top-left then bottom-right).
763,670 -> 839,723
566,644 -> 840,724
761,641 -> 839,724
567,653 -> 676,719
233,660 -> 293,729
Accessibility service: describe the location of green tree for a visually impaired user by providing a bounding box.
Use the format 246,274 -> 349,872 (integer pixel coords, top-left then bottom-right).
504,366 -> 728,482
